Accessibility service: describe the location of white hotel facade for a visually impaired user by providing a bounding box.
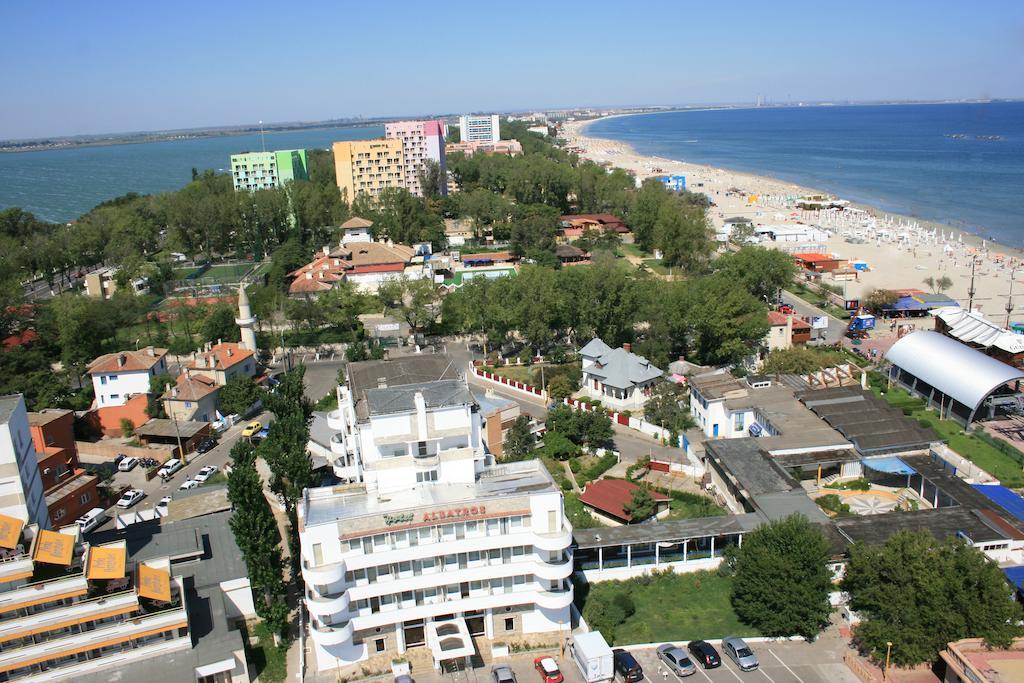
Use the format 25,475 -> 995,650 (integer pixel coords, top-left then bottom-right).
299,358 -> 573,674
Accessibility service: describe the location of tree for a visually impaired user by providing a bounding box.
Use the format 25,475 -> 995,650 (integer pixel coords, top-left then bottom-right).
675,275 -> 769,365
542,430 -> 577,460
575,409 -> 614,448
861,288 -> 898,313
653,198 -> 712,273
725,514 -> 832,639
643,382 -> 695,435
219,375 -> 261,416
842,530 -> 1022,666
417,159 -> 444,199
582,589 -> 636,645
922,276 -> 935,292
936,275 -> 953,293
502,415 -> 535,460
762,347 -> 833,376
622,486 -> 657,522
120,418 -> 135,438
546,375 -> 577,402
201,303 -> 241,344
716,247 -> 797,302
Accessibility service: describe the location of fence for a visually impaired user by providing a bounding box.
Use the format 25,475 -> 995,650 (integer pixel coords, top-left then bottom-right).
471,365 -> 547,401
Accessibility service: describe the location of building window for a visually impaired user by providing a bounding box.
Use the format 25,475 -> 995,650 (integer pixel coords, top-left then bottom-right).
79,492 -> 90,504
54,509 -> 66,520
417,441 -> 428,457
100,376 -> 108,385
312,543 -> 324,566
416,470 -> 438,483
375,638 -> 386,653
504,618 -> 514,632
732,413 -> 745,431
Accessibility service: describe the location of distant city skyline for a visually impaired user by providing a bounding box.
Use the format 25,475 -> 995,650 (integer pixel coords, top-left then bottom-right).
1,0 -> 1022,140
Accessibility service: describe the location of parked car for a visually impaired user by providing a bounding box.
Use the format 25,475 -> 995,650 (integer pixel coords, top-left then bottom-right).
193,465 -> 218,483
687,641 -> 721,669
777,303 -> 795,314
113,453 -> 127,467
178,479 -> 199,491
491,665 -> 517,683
241,421 -> 262,438
117,456 -> 139,472
75,508 -> 107,534
534,657 -> 564,683
116,489 -> 145,508
156,496 -> 172,511
655,644 -> 696,677
612,649 -> 644,683
157,458 -> 183,480
195,437 -> 218,454
722,637 -> 758,671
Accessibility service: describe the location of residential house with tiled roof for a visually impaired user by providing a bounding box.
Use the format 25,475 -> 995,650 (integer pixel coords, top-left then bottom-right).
578,478 -> 670,525
288,240 -> 423,295
580,338 -> 663,411
162,374 -> 221,423
87,347 -> 168,408
184,342 -> 256,387
765,311 -> 812,351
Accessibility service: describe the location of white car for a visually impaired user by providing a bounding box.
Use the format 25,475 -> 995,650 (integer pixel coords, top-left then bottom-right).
156,496 -> 172,510
117,456 -> 139,472
116,489 -> 145,508
157,458 -> 183,480
178,479 -> 199,491
193,465 -> 218,483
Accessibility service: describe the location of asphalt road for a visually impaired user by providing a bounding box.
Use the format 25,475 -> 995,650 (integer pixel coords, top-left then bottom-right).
88,410 -> 273,534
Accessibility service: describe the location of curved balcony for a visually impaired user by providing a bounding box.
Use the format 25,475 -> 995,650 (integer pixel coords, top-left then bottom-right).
302,559 -> 345,586
330,434 -> 347,456
533,524 -> 573,552
533,553 -> 574,581
310,619 -> 353,647
326,410 -> 346,431
535,585 -> 574,610
305,588 -> 350,619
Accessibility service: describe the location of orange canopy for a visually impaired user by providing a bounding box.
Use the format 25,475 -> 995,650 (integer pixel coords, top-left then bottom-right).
137,563 -> 171,601
32,529 -> 74,566
86,545 -> 127,580
0,514 -> 24,550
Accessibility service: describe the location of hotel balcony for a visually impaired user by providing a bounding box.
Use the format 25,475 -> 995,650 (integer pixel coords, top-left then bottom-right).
0,575 -> 88,615
28,635 -> 189,683
305,587 -> 349,619
535,581 -> 574,610
532,522 -> 574,552
344,531 -> 535,571
310,618 -> 353,647
302,558 -> 346,586
330,434 -> 347,456
533,551 -> 573,581
0,589 -> 139,645
326,410 -> 346,431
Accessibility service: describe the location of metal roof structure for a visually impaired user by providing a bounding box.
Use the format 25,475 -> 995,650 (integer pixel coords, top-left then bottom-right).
885,331 -> 1024,416
933,306 -> 1024,354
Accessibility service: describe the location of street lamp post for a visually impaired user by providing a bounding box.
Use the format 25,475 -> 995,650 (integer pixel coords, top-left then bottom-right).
884,641 -> 893,681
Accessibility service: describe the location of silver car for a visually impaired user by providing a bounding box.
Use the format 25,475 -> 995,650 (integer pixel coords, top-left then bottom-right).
656,644 -> 696,677
491,665 -> 516,683
722,636 -> 758,671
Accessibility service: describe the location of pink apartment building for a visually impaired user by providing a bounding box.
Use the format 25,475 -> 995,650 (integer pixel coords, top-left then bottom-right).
384,119 -> 448,197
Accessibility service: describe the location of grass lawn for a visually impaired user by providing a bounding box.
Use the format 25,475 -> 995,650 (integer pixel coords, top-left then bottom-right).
193,262 -> 256,285
490,365 -> 534,384
662,489 -> 728,520
619,243 -> 651,259
489,363 -> 579,389
242,622 -> 288,683
582,570 -> 757,645
171,266 -> 202,279
641,259 -> 671,275
871,381 -> 1024,487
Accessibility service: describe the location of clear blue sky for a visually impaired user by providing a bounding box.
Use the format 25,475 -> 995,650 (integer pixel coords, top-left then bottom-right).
2,0 -> 1022,140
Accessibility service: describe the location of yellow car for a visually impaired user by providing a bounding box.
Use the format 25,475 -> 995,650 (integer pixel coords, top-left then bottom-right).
241,421 -> 262,438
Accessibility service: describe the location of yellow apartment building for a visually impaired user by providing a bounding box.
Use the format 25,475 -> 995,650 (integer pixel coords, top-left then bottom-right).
332,139 -> 406,201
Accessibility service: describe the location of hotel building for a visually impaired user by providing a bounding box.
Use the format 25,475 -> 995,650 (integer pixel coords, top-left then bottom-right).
299,355 -> 573,674
385,120 -> 448,197
229,149 -> 309,192
0,396 -> 49,528
458,114 -> 501,143
333,139 -> 406,201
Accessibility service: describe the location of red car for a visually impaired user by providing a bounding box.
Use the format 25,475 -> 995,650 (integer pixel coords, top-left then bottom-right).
777,303 -> 796,314
534,656 -> 564,683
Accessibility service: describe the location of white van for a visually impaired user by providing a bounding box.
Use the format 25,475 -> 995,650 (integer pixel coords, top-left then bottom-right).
76,508 -> 107,534
157,458 -> 183,479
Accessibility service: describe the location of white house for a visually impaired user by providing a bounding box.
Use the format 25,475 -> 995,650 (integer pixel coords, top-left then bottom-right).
300,355 -> 572,675
340,216 -> 373,244
86,347 -> 168,408
579,338 -> 663,412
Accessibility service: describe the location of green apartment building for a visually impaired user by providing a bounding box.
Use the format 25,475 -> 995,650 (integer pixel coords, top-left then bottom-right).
230,149 -> 308,191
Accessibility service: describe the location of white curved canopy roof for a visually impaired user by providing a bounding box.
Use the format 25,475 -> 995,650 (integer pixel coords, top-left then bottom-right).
885,331 -> 1024,411
933,306 -> 1024,354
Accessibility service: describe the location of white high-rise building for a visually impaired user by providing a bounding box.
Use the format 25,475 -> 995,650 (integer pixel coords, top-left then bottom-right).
458,114 -> 501,143
299,356 -> 573,674
0,395 -> 49,527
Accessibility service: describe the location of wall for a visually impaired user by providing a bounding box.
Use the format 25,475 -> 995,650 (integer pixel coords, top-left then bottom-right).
220,578 -> 256,620
76,440 -> 174,464
84,394 -> 152,437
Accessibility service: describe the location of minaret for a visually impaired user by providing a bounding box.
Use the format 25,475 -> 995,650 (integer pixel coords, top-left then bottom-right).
236,284 -> 258,353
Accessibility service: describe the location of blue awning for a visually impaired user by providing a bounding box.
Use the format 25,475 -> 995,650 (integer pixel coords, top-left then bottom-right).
862,457 -> 916,475
1002,565 -> 1024,592
973,484 -> 1024,524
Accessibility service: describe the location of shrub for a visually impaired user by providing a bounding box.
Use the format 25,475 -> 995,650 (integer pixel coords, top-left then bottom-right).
119,418 -> 135,437
816,494 -> 853,517
568,457 -> 582,474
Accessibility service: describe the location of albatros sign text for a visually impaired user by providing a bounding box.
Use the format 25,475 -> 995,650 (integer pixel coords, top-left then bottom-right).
421,505 -> 487,522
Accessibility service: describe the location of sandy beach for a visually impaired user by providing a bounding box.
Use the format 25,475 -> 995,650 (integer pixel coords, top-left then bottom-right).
565,117 -> 1024,324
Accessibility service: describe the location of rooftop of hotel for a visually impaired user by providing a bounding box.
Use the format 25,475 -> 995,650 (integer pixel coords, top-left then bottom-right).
302,459 -> 558,528
348,354 -> 462,419
365,379 -> 473,417
0,395 -> 21,424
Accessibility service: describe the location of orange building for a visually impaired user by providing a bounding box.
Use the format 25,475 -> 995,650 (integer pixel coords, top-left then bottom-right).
27,409 -> 99,527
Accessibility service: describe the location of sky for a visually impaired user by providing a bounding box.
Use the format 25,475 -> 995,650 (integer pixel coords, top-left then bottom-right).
2,0 -> 1023,140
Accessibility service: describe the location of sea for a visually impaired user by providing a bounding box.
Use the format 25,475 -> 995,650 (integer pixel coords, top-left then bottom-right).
0,125 -> 385,223
586,102 -> 1024,246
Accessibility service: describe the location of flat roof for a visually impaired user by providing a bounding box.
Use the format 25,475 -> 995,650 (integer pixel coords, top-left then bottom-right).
972,485 -> 1024,525
0,395 -> 21,425
797,387 -> 937,454
704,439 -> 796,496
26,408 -> 72,426
833,507 -> 1013,546
726,384 -> 850,451
573,513 -> 763,550
135,419 -> 209,439
303,459 -> 557,528
348,354 -> 461,420
365,379 -> 473,417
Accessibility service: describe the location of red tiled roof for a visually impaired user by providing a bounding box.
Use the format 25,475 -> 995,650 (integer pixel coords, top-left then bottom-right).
2,328 -> 37,351
460,251 -> 514,262
87,347 -> 167,374
767,312 -> 811,329
793,252 -> 838,262
578,479 -> 670,522
289,275 -> 341,294
350,263 -> 407,274
162,374 -> 220,402
185,342 -> 253,371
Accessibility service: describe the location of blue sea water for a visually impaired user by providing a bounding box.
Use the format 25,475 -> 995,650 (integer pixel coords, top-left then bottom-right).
587,102 -> 1024,246
0,125 -> 385,223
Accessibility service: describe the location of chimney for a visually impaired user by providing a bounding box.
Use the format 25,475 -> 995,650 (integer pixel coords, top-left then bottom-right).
377,377 -> 388,389
217,338 -> 222,346
306,272 -> 312,279
117,353 -> 126,368
146,347 -> 155,357
227,348 -> 233,357
323,245 -> 330,256
623,343 -> 632,353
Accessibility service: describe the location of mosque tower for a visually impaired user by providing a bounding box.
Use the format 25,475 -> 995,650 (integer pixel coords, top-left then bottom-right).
236,284 -> 258,353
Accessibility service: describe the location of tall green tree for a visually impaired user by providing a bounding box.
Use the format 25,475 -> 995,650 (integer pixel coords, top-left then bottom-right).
502,415 -> 536,461
724,514 -> 832,639
843,530 -> 1023,666
219,375 -> 261,416
716,247 -> 797,302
